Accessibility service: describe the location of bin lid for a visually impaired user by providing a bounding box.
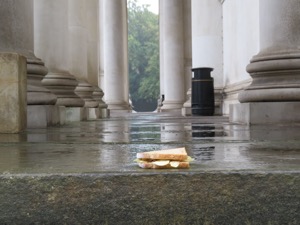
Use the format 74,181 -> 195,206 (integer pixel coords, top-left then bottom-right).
191,67 -> 213,72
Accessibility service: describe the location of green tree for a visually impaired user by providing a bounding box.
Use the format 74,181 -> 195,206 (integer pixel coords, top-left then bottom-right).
128,0 -> 159,111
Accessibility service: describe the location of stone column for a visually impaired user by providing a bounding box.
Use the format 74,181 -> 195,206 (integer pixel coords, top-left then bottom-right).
34,0 -> 84,125
85,0 -> 108,119
99,0 -> 105,92
86,0 -> 99,88
160,0 -> 185,112
231,0 -> 300,124
68,0 -> 97,113
239,0 -> 300,102
98,0 -> 109,118
102,0 -> 130,113
158,0 -> 165,112
181,0 -> 192,116
0,0 -> 57,128
190,0 -> 223,115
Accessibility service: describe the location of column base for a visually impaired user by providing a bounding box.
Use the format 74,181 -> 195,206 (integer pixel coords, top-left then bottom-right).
161,101 -> 185,112
86,108 -> 98,120
110,109 -> 132,117
101,108 -> 110,118
161,101 -> 184,115
160,108 -> 182,115
65,107 -> 86,122
46,105 -> 60,126
106,101 -> 131,116
239,48 -> 300,103
86,108 -> 110,120
181,88 -> 192,116
214,88 -> 223,115
230,102 -> 300,124
27,105 -> 47,128
28,105 -> 67,128
181,107 -> 192,116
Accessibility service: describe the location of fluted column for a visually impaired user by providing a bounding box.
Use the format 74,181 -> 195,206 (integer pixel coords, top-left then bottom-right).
34,0 -> 84,107
103,0 -> 130,111
0,0 -> 56,106
160,0 -> 185,112
239,0 -> 300,102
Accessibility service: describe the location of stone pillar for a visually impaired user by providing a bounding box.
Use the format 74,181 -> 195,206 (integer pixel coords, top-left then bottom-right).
181,0 -> 192,116
85,0 -> 101,110
0,53 -> 27,133
231,0 -> 300,124
159,0 -> 165,109
34,0 -> 84,125
98,0 -> 109,118
68,0 -> 97,114
99,0 -> 105,92
0,0 -> 57,128
86,0 -> 99,89
102,0 -> 130,114
160,0 -> 185,112
190,0 -> 223,115
85,0 -> 108,119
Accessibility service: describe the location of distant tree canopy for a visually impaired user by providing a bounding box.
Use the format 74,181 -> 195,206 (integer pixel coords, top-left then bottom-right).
128,0 -> 159,111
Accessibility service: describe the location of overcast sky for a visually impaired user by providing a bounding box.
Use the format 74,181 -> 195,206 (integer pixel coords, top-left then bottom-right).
137,0 -> 159,14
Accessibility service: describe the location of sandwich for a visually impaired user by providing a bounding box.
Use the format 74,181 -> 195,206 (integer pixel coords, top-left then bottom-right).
135,147 -> 193,169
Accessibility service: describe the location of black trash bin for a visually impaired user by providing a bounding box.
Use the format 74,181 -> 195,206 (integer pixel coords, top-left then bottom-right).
191,67 -> 214,116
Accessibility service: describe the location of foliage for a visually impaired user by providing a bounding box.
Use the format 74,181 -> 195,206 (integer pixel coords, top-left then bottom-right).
128,0 -> 159,105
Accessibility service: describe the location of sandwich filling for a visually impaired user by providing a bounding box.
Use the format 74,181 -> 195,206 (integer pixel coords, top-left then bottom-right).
135,147 -> 193,168
135,156 -> 193,168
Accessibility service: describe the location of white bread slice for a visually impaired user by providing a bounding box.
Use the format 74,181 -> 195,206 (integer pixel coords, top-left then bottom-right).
138,161 -> 190,169
136,147 -> 188,161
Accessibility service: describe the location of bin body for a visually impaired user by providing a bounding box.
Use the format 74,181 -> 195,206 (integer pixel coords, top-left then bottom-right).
191,67 -> 214,116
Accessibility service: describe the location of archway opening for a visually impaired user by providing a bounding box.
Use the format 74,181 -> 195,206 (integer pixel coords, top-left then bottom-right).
127,0 -> 160,112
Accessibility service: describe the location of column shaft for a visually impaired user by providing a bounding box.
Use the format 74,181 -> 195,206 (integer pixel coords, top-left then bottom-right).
97,0 -> 109,116
34,0 -> 84,107
181,0 -> 193,116
160,0 -> 185,111
86,0 -> 99,87
68,0 -> 88,81
68,0 -> 97,108
103,0 -> 130,111
0,0 -> 56,105
183,0 -> 192,94
86,0 -> 107,113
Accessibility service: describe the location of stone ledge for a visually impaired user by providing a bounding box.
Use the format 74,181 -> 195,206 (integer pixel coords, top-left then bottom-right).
0,172 -> 299,225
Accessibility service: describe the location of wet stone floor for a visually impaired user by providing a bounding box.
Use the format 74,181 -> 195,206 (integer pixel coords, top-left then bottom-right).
0,112 -> 300,174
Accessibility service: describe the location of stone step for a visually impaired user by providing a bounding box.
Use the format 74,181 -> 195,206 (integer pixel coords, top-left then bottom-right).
0,113 -> 299,224
0,171 -> 299,224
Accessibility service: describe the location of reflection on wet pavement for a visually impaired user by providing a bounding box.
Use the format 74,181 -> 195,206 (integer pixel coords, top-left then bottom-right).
0,113 -> 299,174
